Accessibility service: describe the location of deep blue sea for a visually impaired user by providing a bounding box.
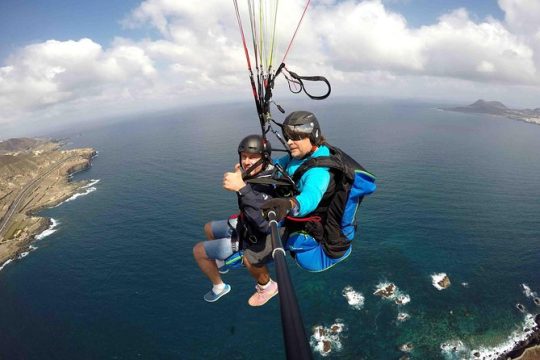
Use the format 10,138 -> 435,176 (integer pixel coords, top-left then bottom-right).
1,99 -> 539,359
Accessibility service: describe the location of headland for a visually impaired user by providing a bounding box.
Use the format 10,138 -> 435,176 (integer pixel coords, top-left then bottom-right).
442,100 -> 540,125
0,137 -> 96,266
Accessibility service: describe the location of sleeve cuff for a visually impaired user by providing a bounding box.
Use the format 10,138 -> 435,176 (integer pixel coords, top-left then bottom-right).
237,184 -> 251,197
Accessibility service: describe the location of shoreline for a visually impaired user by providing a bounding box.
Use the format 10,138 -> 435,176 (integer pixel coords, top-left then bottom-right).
0,139 -> 96,267
504,315 -> 540,359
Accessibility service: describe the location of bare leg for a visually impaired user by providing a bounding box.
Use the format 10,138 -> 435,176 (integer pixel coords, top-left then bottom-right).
244,256 -> 270,285
193,242 -> 222,285
203,222 -> 214,240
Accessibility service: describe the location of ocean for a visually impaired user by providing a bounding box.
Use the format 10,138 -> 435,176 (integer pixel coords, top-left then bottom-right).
1,99 -> 539,359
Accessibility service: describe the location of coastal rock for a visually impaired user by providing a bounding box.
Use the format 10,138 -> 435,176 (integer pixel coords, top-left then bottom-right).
0,138 -> 96,265
310,321 -> 346,357
397,312 -> 411,322
330,324 -> 343,334
440,340 -> 466,354
438,276 -> 451,289
500,316 -> 540,359
374,283 -> 396,298
395,294 -> 411,305
399,342 -> 413,352
443,100 -> 540,125
432,273 -> 451,290
322,340 -> 331,354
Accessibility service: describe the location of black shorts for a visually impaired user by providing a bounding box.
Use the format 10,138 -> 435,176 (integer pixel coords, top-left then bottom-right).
242,228 -> 285,267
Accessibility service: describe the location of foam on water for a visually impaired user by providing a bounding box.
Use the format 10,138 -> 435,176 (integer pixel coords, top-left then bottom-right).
82,179 -> 100,189
342,286 -> 365,310
373,281 -> 411,306
1,220 -> 59,271
521,284 -> 540,307
440,340 -> 467,359
310,320 -> 346,357
397,312 -> 411,322
35,218 -> 59,240
0,259 -> 13,272
54,179 -> 100,207
441,314 -> 538,360
64,186 -> 97,203
521,283 -> 538,298
16,245 -> 39,260
432,273 -> 450,290
396,294 -> 411,305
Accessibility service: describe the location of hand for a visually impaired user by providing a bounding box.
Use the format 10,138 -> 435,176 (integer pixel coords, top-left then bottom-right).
261,198 -> 293,221
223,164 -> 246,192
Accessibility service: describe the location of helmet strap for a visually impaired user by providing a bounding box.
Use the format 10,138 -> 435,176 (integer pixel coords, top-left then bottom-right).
242,157 -> 266,179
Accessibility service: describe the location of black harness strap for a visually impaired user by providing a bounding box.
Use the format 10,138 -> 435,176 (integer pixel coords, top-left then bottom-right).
291,144 -> 372,183
245,177 -> 292,187
292,156 -> 345,183
285,69 -> 331,100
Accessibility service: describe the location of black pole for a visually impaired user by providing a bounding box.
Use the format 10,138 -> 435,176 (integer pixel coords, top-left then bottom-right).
267,211 -> 313,360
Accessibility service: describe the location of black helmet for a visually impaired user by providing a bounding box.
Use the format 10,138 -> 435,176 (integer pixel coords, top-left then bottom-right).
237,134 -> 271,159
283,111 -> 322,145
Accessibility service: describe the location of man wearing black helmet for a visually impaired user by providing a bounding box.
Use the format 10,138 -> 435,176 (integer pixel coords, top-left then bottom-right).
261,111 -> 353,272
193,135 -> 279,305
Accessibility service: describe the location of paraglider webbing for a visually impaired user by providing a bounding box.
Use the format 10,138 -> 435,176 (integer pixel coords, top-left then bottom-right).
285,69 -> 331,100
268,211 -> 313,360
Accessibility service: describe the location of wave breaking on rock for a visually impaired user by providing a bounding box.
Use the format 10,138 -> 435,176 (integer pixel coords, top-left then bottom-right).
373,281 -> 411,306
310,320 -> 346,357
342,286 -> 365,310
432,273 -> 451,290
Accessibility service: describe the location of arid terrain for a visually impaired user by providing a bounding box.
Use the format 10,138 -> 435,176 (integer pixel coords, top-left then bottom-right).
0,138 -> 96,264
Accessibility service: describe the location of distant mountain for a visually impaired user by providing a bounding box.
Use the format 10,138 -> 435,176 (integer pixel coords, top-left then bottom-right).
0,138 -> 49,154
442,100 -> 540,125
446,99 -> 508,115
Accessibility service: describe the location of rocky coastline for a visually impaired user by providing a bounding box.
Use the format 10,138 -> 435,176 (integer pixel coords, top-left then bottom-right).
442,99 -> 540,125
0,138 -> 96,266
502,314 -> 540,360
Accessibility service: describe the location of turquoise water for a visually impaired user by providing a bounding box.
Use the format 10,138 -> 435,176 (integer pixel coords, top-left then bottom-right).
1,99 -> 539,359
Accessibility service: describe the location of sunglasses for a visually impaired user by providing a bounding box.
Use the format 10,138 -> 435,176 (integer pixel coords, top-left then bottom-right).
282,123 -> 313,141
283,131 -> 309,141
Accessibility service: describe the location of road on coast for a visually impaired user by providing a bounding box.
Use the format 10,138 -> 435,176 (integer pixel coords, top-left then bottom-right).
0,156 -> 76,240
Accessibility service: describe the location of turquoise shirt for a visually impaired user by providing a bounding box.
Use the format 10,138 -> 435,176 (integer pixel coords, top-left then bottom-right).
275,145 -> 331,217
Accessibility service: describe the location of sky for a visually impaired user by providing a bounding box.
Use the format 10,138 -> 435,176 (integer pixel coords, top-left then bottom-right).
1,0 -> 540,137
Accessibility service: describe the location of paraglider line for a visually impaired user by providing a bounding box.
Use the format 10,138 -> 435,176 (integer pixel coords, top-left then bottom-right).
281,0 -> 311,64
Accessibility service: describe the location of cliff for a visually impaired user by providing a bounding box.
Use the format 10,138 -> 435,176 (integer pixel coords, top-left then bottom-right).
0,138 -> 96,265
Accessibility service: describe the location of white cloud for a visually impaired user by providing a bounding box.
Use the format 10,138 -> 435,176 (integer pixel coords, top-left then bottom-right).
499,0 -> 540,75
499,0 -> 540,36
417,8 -> 535,83
2,0 -> 540,133
315,1 -> 423,72
0,38 -> 157,124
